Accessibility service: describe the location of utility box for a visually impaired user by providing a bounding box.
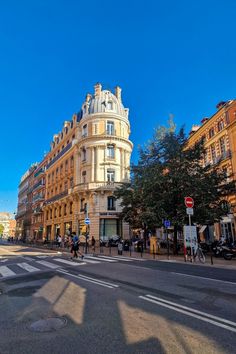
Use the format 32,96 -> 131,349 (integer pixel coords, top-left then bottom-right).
150,236 -> 157,254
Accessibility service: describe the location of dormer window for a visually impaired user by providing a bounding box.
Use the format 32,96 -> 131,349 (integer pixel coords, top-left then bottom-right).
82,124 -> 88,137
107,101 -> 113,110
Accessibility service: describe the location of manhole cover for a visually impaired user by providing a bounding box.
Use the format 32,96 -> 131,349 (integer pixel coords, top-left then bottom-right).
29,317 -> 67,332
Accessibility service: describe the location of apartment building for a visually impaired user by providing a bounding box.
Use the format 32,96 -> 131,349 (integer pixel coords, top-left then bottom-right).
187,100 -> 236,241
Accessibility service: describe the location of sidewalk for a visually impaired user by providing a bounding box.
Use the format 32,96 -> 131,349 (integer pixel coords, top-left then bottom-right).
10,241 -> 236,270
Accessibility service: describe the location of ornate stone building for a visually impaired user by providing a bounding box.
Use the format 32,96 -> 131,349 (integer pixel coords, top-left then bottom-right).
187,100 -> 236,241
43,83 -> 133,241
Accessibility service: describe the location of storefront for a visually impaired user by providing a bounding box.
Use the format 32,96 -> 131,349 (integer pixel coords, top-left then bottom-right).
99,218 -> 122,240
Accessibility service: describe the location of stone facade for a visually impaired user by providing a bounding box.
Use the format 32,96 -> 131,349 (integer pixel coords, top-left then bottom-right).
187,100 -> 236,241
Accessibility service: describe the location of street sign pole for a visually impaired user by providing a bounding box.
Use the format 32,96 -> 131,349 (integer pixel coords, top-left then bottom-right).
185,197 -> 194,262
189,213 -> 193,262
85,205 -> 89,254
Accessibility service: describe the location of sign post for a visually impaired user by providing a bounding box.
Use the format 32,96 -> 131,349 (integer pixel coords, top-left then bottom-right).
84,207 -> 90,254
164,220 -> 171,260
184,197 -> 194,262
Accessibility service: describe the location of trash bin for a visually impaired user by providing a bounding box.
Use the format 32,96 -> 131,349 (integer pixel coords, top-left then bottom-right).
150,236 -> 157,254
118,242 -> 123,255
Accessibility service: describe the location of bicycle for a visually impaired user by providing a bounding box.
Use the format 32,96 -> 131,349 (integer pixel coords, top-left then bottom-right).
187,244 -> 206,263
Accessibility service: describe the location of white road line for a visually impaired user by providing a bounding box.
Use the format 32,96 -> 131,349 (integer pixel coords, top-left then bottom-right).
145,295 -> 236,327
78,274 -> 119,287
36,256 -> 48,259
17,263 -> 40,272
57,269 -> 117,288
0,259 -> 8,263
86,256 -> 117,263
97,255 -> 130,262
36,260 -> 60,269
0,266 -> 16,277
171,272 -> 236,285
53,258 -> 87,266
112,256 -> 146,261
82,259 -> 101,264
139,296 -> 236,333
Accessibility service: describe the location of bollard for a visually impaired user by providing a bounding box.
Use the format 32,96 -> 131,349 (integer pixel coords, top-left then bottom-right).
153,244 -> 155,259
109,244 -> 111,255
130,243 -> 132,257
141,246 -> 143,258
211,253 -> 214,265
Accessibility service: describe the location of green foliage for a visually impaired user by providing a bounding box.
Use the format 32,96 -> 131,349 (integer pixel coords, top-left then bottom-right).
0,224 -> 4,235
115,121 -> 235,232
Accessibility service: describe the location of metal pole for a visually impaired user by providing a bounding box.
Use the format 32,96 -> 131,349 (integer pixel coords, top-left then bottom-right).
189,214 -> 193,262
167,229 -> 170,260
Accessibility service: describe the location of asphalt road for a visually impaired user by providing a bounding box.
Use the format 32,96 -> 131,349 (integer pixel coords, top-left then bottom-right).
0,243 -> 236,354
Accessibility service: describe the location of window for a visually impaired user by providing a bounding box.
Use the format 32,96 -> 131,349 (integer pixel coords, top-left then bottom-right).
107,144 -> 115,159
80,198 -> 85,212
219,137 -> 226,155
82,147 -> 86,161
70,156 -> 74,168
65,160 -> 68,172
107,101 -> 113,110
107,196 -> 116,210
64,203 -> 67,216
106,121 -> 114,135
201,135 -> 206,144
70,177 -> 73,188
93,123 -> 98,135
82,171 -> 86,183
70,202 -> 73,214
59,206 -> 61,217
60,164 -> 63,174
210,144 -> 216,163
209,127 -> 215,138
82,124 -> 88,137
218,120 -> 224,132
107,169 -> 115,182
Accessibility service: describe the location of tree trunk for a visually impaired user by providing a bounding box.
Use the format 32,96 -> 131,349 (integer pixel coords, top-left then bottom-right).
173,224 -> 178,255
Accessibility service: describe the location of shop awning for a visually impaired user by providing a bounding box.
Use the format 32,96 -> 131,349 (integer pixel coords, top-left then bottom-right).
199,225 -> 207,233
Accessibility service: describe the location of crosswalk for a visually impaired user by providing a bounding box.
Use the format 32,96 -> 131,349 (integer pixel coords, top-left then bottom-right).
0,254 -> 146,280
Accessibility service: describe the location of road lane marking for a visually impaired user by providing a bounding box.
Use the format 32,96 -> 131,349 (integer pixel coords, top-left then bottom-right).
171,272 -> 236,285
112,256 -> 146,261
77,274 -> 119,287
86,256 -> 117,262
82,259 -> 101,264
57,269 -> 118,288
17,263 -> 40,272
97,255 -> 130,262
139,295 -> 236,333
36,260 -> 60,269
0,266 -> 16,277
145,295 -> 236,327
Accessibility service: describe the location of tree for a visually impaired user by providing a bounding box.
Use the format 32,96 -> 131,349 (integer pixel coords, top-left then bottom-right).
0,224 -> 4,236
115,121 -> 235,254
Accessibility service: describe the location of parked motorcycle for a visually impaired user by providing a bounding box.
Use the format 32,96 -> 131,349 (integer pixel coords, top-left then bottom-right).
212,240 -> 226,257
222,243 -> 236,260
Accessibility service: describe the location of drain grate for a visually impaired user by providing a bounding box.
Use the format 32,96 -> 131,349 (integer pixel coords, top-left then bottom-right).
29,317 -> 67,332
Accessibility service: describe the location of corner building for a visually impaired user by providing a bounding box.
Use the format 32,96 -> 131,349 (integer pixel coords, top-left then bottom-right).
187,100 -> 236,242
43,83 -> 133,241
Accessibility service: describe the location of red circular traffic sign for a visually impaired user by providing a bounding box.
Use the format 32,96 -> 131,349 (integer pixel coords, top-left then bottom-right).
184,197 -> 194,208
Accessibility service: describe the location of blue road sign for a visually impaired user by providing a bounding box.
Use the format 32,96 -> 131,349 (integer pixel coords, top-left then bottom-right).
85,217 -> 90,225
164,220 -> 171,228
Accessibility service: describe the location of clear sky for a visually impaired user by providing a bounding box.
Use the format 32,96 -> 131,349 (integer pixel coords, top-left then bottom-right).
0,0 -> 236,213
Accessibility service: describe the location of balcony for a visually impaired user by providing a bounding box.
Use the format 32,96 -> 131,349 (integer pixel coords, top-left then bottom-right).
44,189 -> 68,205
33,180 -> 45,191
33,206 -> 43,214
73,182 -> 120,192
32,194 -> 44,202
34,167 -> 45,178
47,142 -> 72,169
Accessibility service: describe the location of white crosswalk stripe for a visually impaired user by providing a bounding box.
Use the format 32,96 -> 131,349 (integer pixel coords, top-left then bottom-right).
53,258 -> 86,266
17,263 -> 40,272
0,266 -> 15,277
36,260 -> 60,269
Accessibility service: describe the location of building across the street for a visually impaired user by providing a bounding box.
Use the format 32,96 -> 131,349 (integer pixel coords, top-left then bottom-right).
187,99 -> 236,242
16,83 -> 133,242
0,212 -> 16,238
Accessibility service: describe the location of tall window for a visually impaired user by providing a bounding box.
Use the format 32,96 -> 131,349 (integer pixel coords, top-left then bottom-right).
107,169 -> 115,182
107,196 -> 116,210
209,127 -> 215,138
82,124 -> 88,137
106,121 -> 114,135
82,147 -> 86,161
218,120 -> 224,132
82,171 -> 86,183
211,144 -> 216,163
219,137 -> 226,155
107,101 -> 113,110
107,144 -> 115,159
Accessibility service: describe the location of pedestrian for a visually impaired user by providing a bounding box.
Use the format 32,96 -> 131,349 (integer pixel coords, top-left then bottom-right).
57,234 -> 62,248
91,236 -> 96,252
71,232 -> 84,260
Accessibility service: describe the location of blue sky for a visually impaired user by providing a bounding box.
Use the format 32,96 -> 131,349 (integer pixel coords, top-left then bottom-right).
0,0 -> 236,213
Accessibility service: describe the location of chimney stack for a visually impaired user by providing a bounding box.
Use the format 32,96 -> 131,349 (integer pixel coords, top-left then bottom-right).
94,83 -> 102,97
115,86 -> 122,102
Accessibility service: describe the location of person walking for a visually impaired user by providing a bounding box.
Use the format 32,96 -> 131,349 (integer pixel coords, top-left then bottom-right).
71,232 -> 84,260
91,236 -> 96,252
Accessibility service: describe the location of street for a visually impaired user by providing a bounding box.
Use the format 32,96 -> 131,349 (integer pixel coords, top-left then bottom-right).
0,242 -> 236,354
